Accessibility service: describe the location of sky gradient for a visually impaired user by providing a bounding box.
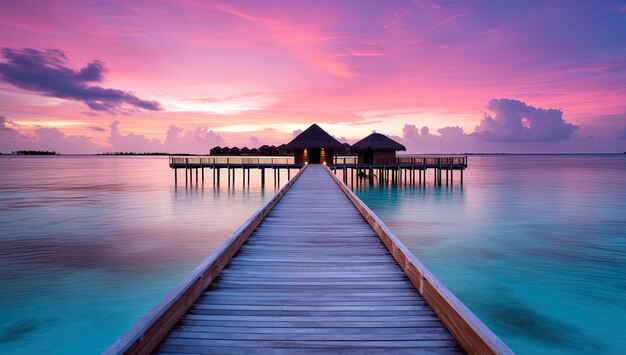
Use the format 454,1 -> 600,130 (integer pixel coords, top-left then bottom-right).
1,0 -> 625,153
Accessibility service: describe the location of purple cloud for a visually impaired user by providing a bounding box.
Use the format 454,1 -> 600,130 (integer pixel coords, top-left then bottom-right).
618,127 -> 626,140
88,126 -> 106,132
473,99 -> 578,142
0,115 -> 18,134
107,121 -> 225,154
163,124 -> 225,154
0,48 -> 161,113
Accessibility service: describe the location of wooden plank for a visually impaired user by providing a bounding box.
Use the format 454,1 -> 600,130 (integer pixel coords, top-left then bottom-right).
154,345 -> 464,354
159,338 -> 460,349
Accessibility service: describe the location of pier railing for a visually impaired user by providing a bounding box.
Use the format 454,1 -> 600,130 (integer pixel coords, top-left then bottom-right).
333,155 -> 467,166
170,155 -> 466,166
169,156 -> 294,166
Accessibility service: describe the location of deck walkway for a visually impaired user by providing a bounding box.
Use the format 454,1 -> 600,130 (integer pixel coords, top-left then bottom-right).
154,165 -> 463,354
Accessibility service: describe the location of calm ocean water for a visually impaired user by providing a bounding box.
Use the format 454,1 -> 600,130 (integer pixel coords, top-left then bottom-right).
0,155 -> 624,354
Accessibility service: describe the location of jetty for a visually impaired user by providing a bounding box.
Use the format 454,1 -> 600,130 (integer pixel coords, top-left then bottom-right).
107,165 -> 510,354
168,155 -> 468,186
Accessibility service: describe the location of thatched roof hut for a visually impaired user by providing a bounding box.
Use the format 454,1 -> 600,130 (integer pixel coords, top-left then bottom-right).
286,124 -> 343,150
351,133 -> 405,164
210,146 -> 222,155
286,124 -> 343,164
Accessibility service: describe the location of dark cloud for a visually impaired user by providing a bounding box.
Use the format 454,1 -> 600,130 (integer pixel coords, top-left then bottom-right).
473,99 -> 578,142
87,126 -> 106,132
0,48 -> 161,113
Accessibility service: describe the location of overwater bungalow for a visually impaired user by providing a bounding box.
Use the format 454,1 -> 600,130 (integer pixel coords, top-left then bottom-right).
286,124 -> 343,164
240,147 -> 250,155
209,146 -> 222,155
230,146 -> 240,155
351,132 -> 406,164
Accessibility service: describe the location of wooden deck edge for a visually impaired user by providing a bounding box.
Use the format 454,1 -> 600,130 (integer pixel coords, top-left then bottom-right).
324,166 -> 512,355
105,165 -> 309,355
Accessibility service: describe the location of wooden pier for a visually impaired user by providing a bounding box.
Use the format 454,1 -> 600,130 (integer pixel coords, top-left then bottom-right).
169,155 -> 468,186
108,164 -> 509,354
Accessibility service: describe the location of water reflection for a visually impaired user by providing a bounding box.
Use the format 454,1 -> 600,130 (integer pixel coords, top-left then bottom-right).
354,155 -> 626,355
0,156 -> 286,354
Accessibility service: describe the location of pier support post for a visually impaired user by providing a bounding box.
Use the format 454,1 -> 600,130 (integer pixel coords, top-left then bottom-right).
261,168 -> 265,185
288,168 -> 291,181
202,168 -> 204,182
174,169 -> 177,185
216,168 -> 220,185
461,170 -> 464,185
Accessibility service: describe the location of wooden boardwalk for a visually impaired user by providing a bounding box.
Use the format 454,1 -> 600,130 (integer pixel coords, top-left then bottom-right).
154,165 -> 462,354
108,165 -> 510,355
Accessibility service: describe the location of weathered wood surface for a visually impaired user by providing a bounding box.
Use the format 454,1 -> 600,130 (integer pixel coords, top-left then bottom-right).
153,165 -> 464,354
326,166 -> 512,355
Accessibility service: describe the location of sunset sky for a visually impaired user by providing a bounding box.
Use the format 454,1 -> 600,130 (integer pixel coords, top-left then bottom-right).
1,0 -> 625,153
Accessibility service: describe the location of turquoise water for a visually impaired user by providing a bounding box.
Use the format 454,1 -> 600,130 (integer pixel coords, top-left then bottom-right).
0,155 -> 624,354
0,156 -> 288,354
348,155 -> 626,354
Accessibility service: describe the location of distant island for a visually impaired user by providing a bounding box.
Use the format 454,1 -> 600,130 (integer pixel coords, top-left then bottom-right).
11,150 -> 58,155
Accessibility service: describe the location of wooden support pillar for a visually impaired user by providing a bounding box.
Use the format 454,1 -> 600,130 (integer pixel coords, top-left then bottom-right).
461,169 -> 464,185
446,169 -> 449,185
196,168 -> 198,182
202,168 -> 204,182
261,168 -> 265,185
287,168 -> 291,181
247,168 -> 250,185
174,168 -> 178,185
351,168 -> 354,187
216,168 -> 220,185
450,169 -> 454,184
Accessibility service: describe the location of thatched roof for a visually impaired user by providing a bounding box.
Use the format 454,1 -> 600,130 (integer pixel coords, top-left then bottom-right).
351,133 -> 406,152
285,124 -> 343,149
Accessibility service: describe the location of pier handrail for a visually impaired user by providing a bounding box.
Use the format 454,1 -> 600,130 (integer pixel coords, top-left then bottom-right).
325,166 -> 511,355
169,155 -> 294,166
105,165 -> 308,355
332,155 -> 467,166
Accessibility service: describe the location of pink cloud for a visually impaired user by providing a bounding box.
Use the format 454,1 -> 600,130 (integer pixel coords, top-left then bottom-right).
0,0 -> 625,153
